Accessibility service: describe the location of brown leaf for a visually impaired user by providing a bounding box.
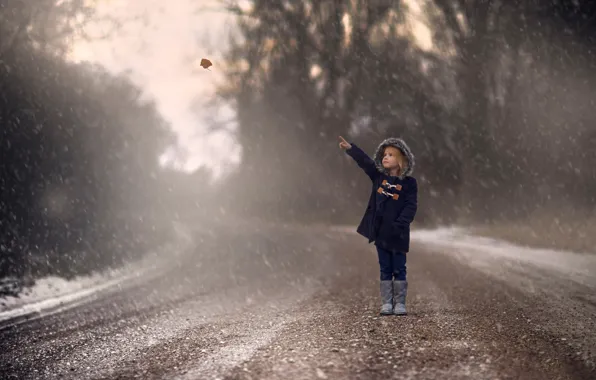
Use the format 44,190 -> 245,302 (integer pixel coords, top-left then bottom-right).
200,58 -> 213,70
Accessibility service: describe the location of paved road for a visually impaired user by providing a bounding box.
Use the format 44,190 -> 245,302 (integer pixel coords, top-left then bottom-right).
1,219 -> 594,379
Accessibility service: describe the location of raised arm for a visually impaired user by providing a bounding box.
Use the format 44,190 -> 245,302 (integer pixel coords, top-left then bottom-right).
339,136 -> 379,182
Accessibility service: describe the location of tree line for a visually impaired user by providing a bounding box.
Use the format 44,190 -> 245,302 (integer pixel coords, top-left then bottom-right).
0,1 -> 216,290
215,0 -> 596,225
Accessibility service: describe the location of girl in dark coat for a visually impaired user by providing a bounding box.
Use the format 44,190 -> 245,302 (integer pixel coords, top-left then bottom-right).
339,136 -> 418,315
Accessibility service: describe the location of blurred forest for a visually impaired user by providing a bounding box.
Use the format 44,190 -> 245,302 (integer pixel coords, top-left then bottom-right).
0,0 -> 216,290
216,0 -> 596,228
2,0 -> 596,288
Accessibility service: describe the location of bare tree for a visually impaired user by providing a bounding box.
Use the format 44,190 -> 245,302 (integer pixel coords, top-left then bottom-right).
214,0 -> 447,223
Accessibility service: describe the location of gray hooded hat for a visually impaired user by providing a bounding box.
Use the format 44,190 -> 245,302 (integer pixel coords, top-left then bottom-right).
373,137 -> 415,179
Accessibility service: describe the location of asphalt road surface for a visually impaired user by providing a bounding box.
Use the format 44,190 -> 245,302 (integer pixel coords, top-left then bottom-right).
1,219 -> 595,380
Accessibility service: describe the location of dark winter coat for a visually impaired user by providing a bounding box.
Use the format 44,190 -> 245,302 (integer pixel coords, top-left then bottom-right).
345,138 -> 418,253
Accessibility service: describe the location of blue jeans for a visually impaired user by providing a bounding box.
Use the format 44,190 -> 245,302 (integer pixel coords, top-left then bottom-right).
376,245 -> 407,281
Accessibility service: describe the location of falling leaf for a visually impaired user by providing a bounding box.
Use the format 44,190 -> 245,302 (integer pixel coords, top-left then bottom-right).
200,58 -> 213,70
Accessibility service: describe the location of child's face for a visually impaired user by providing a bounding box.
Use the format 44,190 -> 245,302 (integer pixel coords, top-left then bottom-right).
382,146 -> 404,172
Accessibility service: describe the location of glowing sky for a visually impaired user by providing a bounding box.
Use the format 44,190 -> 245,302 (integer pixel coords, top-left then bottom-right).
68,0 -> 431,179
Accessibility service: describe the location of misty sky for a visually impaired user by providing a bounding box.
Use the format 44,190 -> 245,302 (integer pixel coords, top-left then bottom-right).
68,0 -> 431,180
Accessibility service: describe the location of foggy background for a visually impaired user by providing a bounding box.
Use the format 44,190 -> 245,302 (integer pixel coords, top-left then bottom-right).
1,0 -> 595,294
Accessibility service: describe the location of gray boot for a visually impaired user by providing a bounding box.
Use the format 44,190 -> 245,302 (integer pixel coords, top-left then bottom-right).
380,280 -> 393,315
393,280 -> 408,315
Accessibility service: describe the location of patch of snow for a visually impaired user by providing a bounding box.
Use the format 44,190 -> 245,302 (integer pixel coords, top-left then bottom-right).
0,273 -> 133,320
0,222 -> 193,323
411,227 -> 596,287
330,224 -> 596,287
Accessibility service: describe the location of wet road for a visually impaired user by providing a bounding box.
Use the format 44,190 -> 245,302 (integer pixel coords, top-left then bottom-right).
1,219 -> 595,379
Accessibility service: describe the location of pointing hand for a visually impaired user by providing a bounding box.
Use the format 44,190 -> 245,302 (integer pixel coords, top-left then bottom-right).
338,136 -> 352,150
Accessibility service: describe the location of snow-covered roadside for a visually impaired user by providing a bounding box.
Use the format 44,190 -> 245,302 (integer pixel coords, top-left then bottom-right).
331,224 -> 596,287
0,222 -> 194,324
411,227 -> 596,284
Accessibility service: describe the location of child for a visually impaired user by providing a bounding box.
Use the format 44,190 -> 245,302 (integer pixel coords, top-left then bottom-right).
338,136 -> 418,316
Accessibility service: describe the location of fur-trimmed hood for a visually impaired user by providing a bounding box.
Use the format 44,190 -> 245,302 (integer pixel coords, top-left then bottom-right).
374,137 -> 415,179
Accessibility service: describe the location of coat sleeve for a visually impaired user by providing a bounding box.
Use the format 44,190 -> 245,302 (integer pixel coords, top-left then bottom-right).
345,143 -> 379,182
394,177 -> 418,228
